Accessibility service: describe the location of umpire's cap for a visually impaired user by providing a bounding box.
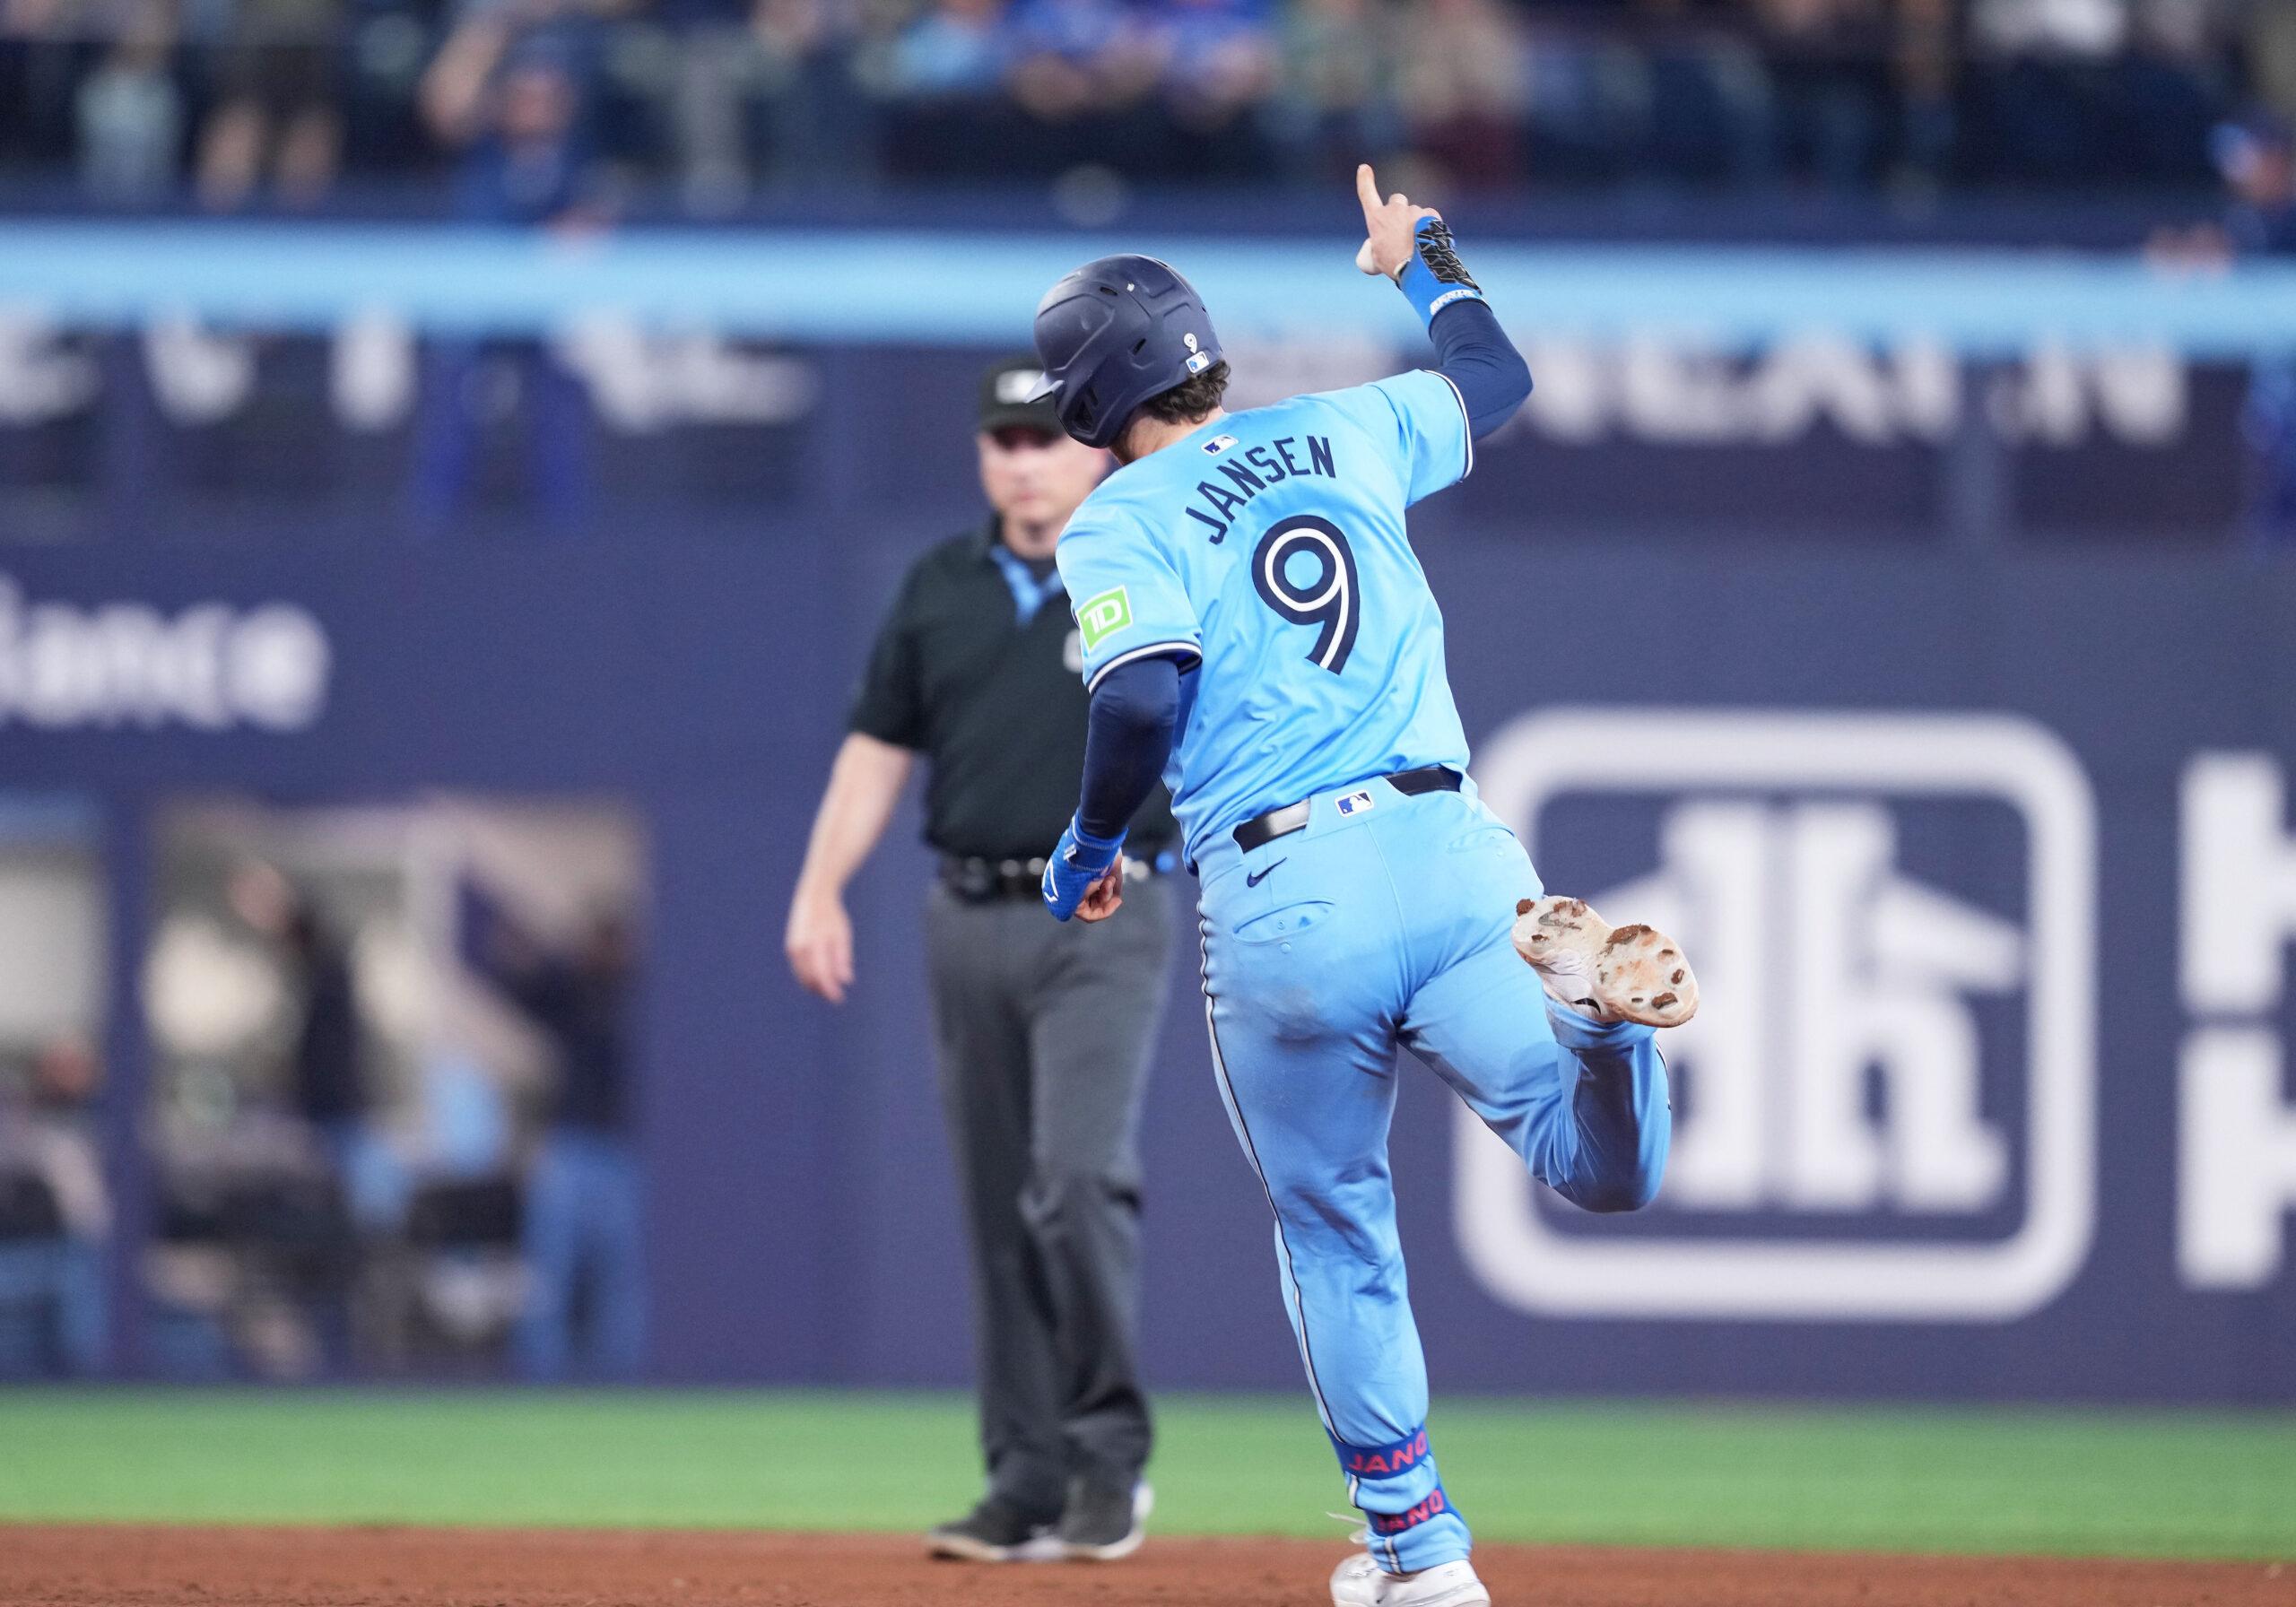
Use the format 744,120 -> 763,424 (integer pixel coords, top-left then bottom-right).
1030,256 -> 1222,449
978,354 -> 1063,436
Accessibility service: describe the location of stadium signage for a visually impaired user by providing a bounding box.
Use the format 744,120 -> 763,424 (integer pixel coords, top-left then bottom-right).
0,573 -> 329,732
2178,754 -> 2296,1291
1461,709 -> 2097,1322
0,317 -> 2191,453
1509,335 -> 2184,448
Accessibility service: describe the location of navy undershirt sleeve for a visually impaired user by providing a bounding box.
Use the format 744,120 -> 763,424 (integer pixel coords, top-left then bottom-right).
1428,298 -> 1532,439
1077,655 -> 1182,841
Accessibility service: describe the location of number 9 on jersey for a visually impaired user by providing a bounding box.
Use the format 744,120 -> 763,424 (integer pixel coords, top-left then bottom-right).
1252,516 -> 1361,674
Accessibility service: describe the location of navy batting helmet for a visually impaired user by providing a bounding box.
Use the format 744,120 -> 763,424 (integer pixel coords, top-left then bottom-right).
1030,255 -> 1222,450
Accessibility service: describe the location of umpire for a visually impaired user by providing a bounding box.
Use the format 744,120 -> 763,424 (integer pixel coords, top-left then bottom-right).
785,356 -> 1177,1564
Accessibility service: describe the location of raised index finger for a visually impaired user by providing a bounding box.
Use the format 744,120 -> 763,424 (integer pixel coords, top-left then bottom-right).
1356,163 -> 1383,225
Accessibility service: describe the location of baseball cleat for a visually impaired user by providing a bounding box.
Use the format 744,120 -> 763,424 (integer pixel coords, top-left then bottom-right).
926,1496 -> 1063,1562
1511,896 -> 1699,1029
1057,1477 -> 1152,1560
1331,1554 -> 1492,1606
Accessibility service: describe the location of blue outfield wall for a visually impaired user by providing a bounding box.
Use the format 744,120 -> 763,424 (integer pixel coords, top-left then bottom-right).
2,534 -> 2293,1401
2,224 -> 2292,1397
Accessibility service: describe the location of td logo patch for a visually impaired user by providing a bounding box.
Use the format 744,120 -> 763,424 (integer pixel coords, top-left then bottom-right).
1076,586 -> 1133,652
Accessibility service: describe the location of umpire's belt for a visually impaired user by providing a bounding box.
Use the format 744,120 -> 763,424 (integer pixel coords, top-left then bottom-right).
939,853 -> 1165,904
1231,765 -> 1462,854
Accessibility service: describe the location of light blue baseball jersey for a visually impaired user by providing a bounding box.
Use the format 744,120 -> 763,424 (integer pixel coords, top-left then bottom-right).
1056,369 -> 1475,864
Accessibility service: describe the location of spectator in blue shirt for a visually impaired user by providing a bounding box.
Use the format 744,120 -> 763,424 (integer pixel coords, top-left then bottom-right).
2156,109 -> 2296,550
2216,113 -> 2296,547
891,0 -> 1012,98
1003,0 -> 1157,153
464,894 -> 644,1381
2216,112 -> 2296,257
409,18 -> 603,535
0,1036 -> 108,1378
1146,0 -> 1274,176
873,0 -> 1017,174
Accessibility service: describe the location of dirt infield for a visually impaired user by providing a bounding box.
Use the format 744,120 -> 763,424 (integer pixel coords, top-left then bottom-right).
2,1526 -> 2287,1607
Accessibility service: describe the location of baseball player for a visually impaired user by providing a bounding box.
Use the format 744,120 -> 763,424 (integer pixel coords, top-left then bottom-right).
1026,168 -> 1697,1607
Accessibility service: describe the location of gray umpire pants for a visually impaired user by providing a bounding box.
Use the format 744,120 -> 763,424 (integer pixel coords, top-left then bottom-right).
924,874 -> 1173,1518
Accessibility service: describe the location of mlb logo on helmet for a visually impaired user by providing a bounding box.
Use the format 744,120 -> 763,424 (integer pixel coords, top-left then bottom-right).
1184,332 -> 1213,375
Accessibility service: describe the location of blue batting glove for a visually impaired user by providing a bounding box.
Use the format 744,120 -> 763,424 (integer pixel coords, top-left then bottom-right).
1043,814 -> 1125,922
1396,215 -> 1484,326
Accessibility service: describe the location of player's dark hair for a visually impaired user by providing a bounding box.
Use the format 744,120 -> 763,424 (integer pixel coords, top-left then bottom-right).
1134,360 -> 1231,428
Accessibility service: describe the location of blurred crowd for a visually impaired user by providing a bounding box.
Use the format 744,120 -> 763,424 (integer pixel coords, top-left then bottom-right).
123,821 -> 644,1383
0,1035 -> 107,1376
1,0 -> 2291,212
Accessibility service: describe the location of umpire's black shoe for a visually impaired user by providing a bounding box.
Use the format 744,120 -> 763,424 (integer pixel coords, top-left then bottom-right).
926,1496 -> 1062,1562
1057,1475 -> 1153,1561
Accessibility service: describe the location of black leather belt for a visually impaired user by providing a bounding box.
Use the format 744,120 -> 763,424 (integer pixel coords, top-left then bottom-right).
1231,765 -> 1461,853
940,856 -> 1048,902
940,853 -> 1165,903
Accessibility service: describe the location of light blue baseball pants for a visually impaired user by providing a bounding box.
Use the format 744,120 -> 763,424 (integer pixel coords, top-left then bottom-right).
1195,775 -> 1672,1573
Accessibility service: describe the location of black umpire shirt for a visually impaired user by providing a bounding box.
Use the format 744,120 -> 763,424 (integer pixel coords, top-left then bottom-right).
849,519 -> 1178,864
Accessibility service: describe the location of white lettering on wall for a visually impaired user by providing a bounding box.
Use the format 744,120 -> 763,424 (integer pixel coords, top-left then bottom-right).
2179,753 -> 2296,1289
0,576 -> 328,732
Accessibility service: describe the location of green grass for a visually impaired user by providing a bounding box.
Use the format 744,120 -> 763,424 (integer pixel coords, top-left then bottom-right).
1,1389 -> 2291,1561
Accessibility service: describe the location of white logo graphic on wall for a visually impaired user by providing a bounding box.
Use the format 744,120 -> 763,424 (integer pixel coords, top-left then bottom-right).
1465,710 -> 2097,1322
